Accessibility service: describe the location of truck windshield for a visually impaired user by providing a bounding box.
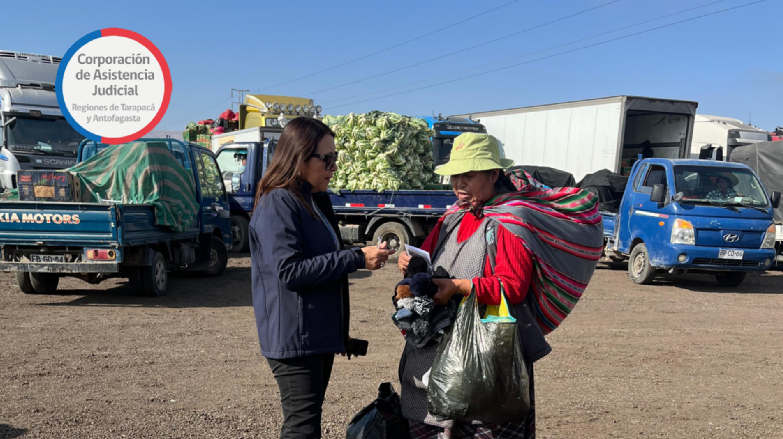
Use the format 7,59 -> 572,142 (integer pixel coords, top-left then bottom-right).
216,148 -> 248,176
674,165 -> 768,207
5,116 -> 84,156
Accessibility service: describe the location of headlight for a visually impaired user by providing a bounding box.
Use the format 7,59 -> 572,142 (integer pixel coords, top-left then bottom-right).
315,105 -> 322,114
670,218 -> 695,245
268,118 -> 278,127
265,101 -> 273,110
761,224 -> 776,249
272,103 -> 280,112
287,104 -> 294,113
295,105 -> 302,113
309,99 -> 314,106
309,105 -> 316,113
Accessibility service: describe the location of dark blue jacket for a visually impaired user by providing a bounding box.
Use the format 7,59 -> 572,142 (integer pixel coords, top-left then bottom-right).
250,183 -> 366,359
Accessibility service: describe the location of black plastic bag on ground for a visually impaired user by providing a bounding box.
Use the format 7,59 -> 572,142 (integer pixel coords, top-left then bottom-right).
346,382 -> 411,439
427,292 -> 530,424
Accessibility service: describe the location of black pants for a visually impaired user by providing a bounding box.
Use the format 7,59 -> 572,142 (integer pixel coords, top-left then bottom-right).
267,354 -> 335,439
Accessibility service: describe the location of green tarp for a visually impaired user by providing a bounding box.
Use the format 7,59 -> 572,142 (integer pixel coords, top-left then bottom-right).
70,142 -> 199,233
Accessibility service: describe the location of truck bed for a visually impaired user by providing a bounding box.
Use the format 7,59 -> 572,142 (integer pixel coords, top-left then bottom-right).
329,189 -> 456,216
0,201 -> 199,247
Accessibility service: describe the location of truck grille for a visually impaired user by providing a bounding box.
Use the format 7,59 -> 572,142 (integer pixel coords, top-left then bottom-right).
692,258 -> 760,267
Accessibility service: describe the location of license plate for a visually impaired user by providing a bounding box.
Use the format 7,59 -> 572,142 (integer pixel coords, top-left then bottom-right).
29,254 -> 65,263
718,249 -> 744,260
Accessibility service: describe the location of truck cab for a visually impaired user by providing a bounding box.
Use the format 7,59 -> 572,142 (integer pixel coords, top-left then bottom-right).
605,158 -> 780,286
215,140 -> 275,252
238,94 -> 321,131
0,51 -> 85,190
422,115 -> 486,168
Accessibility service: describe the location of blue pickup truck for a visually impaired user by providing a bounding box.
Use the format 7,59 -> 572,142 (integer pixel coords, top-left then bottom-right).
603,158 -> 780,286
0,139 -> 231,296
215,139 -> 456,253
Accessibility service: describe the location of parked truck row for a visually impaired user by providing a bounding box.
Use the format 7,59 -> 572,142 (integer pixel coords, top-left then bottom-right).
3,76 -> 782,292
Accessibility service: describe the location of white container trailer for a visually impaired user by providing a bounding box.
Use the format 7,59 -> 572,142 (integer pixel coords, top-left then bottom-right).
455,96 -> 698,181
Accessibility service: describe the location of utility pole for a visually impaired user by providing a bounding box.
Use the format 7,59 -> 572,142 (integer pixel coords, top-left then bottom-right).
231,89 -> 250,112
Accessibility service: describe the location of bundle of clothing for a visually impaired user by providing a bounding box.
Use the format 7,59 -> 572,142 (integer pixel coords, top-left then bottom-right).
392,256 -> 457,348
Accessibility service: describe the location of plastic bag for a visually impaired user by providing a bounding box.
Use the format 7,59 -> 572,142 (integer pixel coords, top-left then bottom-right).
346,382 -> 411,439
427,292 -> 530,424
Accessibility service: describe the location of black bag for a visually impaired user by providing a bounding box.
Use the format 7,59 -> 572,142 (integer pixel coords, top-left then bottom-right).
427,292 -> 530,424
346,383 -> 410,439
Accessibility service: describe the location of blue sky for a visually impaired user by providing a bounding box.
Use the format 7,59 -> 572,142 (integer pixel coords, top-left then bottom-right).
4,0 -> 782,131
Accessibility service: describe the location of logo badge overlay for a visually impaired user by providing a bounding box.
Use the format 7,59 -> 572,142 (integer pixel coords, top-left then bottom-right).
56,28 -> 172,144
723,233 -> 740,243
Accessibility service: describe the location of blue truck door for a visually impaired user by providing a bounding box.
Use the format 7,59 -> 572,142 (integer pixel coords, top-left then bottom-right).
629,164 -> 672,254
193,151 -> 227,234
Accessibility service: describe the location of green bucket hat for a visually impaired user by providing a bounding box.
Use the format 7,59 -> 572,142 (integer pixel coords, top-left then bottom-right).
435,132 -> 514,176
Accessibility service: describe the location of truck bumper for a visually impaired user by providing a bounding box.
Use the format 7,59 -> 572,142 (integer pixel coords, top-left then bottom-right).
0,262 -> 119,273
652,244 -> 775,272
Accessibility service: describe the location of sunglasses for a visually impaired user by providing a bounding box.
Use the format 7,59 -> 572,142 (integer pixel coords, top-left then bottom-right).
310,152 -> 339,170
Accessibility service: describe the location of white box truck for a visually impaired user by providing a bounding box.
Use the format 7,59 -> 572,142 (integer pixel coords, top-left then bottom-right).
455,96 -> 698,181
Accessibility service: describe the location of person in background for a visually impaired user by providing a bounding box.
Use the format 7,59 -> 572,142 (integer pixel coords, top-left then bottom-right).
250,117 -> 393,439
641,140 -> 654,159
706,175 -> 738,200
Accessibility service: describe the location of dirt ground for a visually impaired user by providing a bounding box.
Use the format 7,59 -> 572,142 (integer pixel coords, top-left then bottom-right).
1,256 -> 782,439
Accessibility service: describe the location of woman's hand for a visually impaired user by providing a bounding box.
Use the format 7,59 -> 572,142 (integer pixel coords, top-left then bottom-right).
432,278 -> 472,305
397,251 -> 411,274
361,242 -> 395,270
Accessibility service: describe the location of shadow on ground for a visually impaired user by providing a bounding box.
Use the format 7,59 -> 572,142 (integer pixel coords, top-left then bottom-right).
37,267 -> 252,308
0,424 -> 27,439
34,266 -> 377,308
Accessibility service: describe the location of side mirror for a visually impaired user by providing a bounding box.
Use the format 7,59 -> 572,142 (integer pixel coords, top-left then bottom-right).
650,184 -> 666,203
771,191 -> 781,209
674,192 -> 684,202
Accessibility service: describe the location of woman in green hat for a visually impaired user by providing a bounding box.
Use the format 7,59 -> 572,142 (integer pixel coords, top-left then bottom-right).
396,133 -> 603,438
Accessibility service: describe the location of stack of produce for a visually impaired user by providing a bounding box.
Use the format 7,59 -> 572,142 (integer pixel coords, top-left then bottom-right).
183,122 -> 211,148
323,111 -> 439,192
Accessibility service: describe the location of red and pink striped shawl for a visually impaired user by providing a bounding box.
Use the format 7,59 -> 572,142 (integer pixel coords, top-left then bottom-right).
445,170 -> 604,334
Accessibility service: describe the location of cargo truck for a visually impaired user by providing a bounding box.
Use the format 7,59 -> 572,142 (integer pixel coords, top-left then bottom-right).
0,51 -> 85,191
603,158 -> 779,287
690,114 -> 771,160
0,139 -> 231,296
216,139 -> 454,253
455,96 -> 699,181
729,140 -> 783,263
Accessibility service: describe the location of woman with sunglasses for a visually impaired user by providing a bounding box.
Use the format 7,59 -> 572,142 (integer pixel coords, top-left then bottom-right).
250,117 -> 394,439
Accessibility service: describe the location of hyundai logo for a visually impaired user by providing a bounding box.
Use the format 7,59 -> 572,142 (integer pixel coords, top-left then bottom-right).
723,233 -> 740,243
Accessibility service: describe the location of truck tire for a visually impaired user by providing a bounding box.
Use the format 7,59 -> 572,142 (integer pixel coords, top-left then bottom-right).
138,251 -> 168,297
202,236 -> 229,278
29,273 -> 60,294
230,215 -> 249,253
715,272 -> 746,287
16,272 -> 36,294
372,222 -> 412,261
628,243 -> 657,285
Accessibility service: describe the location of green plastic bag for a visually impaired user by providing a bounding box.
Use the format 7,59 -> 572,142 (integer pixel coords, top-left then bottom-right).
427,291 -> 530,424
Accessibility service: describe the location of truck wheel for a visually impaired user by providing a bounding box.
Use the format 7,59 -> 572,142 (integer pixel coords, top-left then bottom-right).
29,273 -> 60,294
16,272 -> 36,294
715,272 -> 746,287
230,216 -> 249,253
139,251 -> 168,297
372,222 -> 412,261
202,236 -> 229,278
628,243 -> 656,285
